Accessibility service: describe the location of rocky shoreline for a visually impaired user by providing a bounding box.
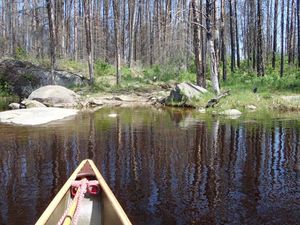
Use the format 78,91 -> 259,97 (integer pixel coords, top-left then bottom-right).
1,81 -> 300,126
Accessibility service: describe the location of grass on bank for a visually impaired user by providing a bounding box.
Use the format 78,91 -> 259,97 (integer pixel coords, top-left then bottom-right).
1,54 -> 299,112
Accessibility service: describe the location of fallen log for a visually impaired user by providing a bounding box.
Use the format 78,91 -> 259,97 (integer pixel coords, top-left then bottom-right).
206,90 -> 230,108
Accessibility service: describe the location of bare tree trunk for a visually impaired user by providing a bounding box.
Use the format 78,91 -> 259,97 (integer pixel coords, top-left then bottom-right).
191,0 -> 205,88
121,0 -> 126,60
286,0 -> 290,53
256,0 -> 264,76
288,0 -> 295,64
206,0 -> 220,95
11,0 -> 17,58
104,0 -> 110,63
83,0 -> 94,84
65,0 -> 71,56
234,0 -> 240,68
149,0 -> 153,66
74,0 -> 78,61
272,0 -> 278,68
112,0 -> 120,85
266,0 -> 272,62
280,0 -> 285,76
292,5 -> 297,63
200,0 -> 206,76
128,0 -> 137,67
46,0 -> 56,83
229,0 -> 235,72
220,0 -> 227,81
55,0 -> 64,58
33,0 -> 41,57
297,0 -> 300,67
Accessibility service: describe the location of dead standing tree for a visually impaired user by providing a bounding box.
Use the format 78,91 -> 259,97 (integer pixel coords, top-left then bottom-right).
83,0 -> 94,85
256,0 -> 264,76
112,0 -> 121,85
46,0 -> 56,83
206,0 -> 220,95
220,0 -> 227,81
191,0 -> 205,88
272,0 -> 278,68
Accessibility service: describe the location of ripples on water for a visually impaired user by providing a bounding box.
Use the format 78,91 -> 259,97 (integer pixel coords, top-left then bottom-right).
0,108 -> 299,225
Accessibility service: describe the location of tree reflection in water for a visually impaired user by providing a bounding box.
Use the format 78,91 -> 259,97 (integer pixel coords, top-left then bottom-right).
0,108 -> 299,225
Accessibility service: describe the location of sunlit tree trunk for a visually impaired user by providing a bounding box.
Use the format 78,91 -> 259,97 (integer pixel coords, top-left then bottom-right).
206,0 -> 220,95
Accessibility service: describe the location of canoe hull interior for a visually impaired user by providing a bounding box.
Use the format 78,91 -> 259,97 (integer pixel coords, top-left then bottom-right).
36,160 -> 131,225
44,191 -> 102,225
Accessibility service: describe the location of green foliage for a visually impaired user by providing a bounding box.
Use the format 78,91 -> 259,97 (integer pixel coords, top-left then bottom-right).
15,47 -> 28,60
222,61 -> 300,94
58,59 -> 87,73
94,60 -> 114,77
177,71 -> 196,83
143,64 -> 196,83
143,65 -> 162,81
0,77 -> 11,97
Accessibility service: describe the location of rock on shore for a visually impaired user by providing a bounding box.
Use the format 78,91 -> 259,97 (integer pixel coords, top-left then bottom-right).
0,107 -> 78,125
164,82 -> 207,107
28,85 -> 80,107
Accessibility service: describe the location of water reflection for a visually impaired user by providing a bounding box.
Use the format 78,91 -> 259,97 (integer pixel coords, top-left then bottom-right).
0,108 -> 299,225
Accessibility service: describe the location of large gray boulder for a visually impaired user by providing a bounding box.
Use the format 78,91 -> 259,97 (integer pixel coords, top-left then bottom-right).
0,59 -> 87,97
28,85 -> 80,107
0,107 -> 78,125
164,82 -> 207,107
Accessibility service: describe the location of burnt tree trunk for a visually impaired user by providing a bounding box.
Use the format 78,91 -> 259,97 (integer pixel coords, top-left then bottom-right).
229,0 -> 236,72
234,0 -> 240,68
297,0 -> 300,67
112,0 -> 121,85
272,0 -> 278,68
220,0 -> 227,81
280,0 -> 285,76
256,0 -> 264,76
46,0 -> 56,83
191,0 -> 205,87
83,0 -> 94,84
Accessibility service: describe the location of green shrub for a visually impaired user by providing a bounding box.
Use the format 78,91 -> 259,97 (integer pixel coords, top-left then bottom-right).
15,47 -> 28,60
94,60 -> 114,77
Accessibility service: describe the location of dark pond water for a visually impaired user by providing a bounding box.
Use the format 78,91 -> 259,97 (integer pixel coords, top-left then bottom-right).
0,107 -> 300,225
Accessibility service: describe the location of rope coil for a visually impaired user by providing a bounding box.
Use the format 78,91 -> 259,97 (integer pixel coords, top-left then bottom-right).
57,178 -> 99,225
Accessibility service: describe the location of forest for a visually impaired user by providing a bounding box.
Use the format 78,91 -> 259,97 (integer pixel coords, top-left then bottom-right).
0,0 -> 299,108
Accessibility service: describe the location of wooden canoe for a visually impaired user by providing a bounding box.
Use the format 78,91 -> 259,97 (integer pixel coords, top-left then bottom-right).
35,159 -> 132,225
